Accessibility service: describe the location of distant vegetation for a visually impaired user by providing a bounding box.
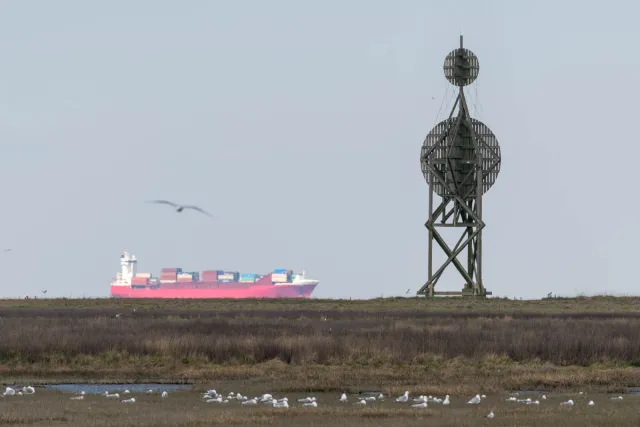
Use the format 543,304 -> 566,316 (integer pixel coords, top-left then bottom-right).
1,296 -> 640,393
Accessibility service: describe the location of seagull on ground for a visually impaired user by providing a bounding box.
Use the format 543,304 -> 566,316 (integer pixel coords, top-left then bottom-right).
487,410 -> 495,419
467,394 -> 481,404
395,391 -> 409,402
145,200 -> 213,218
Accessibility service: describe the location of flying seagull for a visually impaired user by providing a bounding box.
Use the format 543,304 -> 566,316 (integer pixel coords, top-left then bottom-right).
4,249 -> 11,252
145,200 -> 213,218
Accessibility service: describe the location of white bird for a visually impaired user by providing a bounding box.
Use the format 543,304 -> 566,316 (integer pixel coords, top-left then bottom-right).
487,410 -> 495,419
206,397 -> 222,403
378,393 -> 384,400
123,389 -> 130,394
443,395 -> 450,405
610,396 -> 623,400
303,401 -> 318,407
411,402 -> 428,408
122,397 -> 135,403
22,386 -> 35,394
339,393 -> 348,402
297,396 -> 316,403
272,400 -> 289,408
560,399 -> 574,406
161,391 -> 168,398
354,399 -> 366,406
70,395 -> 84,400
105,392 -> 119,398
588,400 -> 595,406
395,391 -> 409,402
242,398 -> 258,405
146,200 -> 213,218
3,387 -> 15,396
542,395 -> 547,400
467,394 -> 481,404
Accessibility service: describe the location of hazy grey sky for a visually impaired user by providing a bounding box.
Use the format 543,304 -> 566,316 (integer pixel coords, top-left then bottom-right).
0,0 -> 636,299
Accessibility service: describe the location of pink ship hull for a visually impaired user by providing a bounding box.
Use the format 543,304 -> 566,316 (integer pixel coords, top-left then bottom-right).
110,274 -> 318,299
111,283 -> 317,299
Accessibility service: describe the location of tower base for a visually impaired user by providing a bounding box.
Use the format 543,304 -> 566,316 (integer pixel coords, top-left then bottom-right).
421,286 -> 492,297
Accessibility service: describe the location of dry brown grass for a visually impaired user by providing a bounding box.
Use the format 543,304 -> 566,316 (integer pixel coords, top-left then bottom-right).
6,294 -> 640,314
0,298 -> 637,394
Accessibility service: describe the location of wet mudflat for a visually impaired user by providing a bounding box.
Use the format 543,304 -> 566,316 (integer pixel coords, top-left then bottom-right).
1,388 -> 639,427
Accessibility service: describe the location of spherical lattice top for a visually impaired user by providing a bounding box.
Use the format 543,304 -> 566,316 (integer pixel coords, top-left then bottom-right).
443,48 -> 479,87
420,117 -> 501,198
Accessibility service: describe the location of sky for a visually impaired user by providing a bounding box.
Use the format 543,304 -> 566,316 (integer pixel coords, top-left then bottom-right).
0,0 -> 637,300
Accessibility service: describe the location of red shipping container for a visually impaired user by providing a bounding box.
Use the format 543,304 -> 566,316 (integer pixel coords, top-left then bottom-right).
131,277 -> 149,285
177,278 -> 194,283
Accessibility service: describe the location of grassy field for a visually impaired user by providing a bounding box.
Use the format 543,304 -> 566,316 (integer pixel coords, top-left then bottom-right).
0,296 -> 638,394
8,294 -> 640,313
1,296 -> 640,425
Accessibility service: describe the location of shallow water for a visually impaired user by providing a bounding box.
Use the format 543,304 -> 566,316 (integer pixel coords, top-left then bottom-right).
43,383 -> 191,394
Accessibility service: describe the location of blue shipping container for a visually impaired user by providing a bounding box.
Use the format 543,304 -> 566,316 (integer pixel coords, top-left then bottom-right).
241,273 -> 258,278
274,269 -> 287,274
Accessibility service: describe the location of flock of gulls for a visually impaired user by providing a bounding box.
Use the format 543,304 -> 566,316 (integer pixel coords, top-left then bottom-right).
0,386 -> 628,418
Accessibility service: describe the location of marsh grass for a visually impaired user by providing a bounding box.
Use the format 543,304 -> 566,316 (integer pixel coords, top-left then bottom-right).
0,297 -> 637,393
2,298 -> 640,425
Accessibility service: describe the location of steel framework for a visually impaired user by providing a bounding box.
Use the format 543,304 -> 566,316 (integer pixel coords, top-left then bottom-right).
417,36 -> 502,297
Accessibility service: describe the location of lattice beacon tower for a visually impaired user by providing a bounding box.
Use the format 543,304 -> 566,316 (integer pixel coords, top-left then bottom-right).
418,36 -> 502,298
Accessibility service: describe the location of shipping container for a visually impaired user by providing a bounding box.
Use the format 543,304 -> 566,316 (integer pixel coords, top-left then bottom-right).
135,272 -> 152,278
177,277 -> 194,283
272,273 -> 288,283
159,279 -> 177,284
160,272 -> 178,278
177,273 -> 194,279
274,269 -> 287,274
202,270 -> 219,277
131,277 -> 149,285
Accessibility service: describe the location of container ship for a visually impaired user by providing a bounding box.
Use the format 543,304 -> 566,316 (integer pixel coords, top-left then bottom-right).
110,250 -> 319,299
